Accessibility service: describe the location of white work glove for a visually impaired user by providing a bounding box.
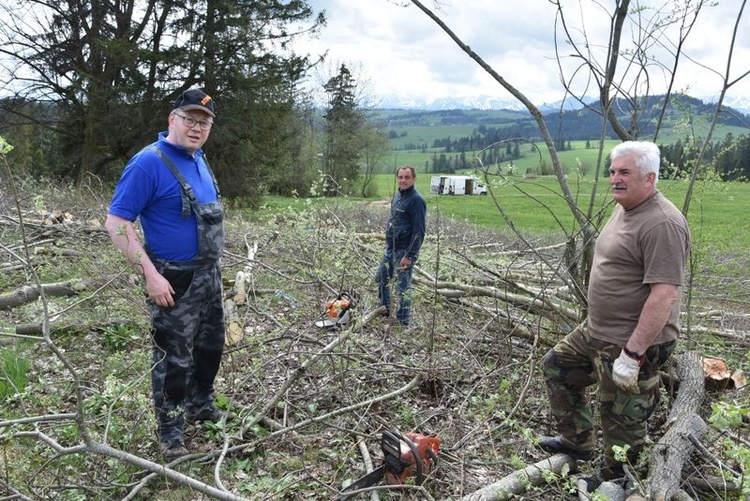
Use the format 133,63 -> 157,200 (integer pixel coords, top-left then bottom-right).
612,350 -> 641,394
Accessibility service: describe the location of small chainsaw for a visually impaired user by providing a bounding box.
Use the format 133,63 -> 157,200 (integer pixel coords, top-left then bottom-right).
338,431 -> 440,499
315,291 -> 357,329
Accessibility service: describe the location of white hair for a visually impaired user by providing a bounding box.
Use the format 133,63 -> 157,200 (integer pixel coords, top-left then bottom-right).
610,141 -> 660,183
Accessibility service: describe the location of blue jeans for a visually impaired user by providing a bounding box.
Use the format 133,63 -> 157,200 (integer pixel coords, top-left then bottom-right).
376,248 -> 414,325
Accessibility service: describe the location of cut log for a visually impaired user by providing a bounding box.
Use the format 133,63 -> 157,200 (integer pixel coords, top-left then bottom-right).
579,479 -> 625,501
460,454 -> 576,501
224,297 -> 243,347
0,280 -> 92,309
701,356 -> 749,390
647,351 -> 707,501
14,318 -> 134,336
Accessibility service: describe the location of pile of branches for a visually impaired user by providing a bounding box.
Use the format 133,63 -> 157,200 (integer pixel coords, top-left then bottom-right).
0,194 -> 748,500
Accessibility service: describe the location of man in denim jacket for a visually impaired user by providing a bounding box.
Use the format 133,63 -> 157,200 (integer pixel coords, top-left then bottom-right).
376,166 -> 427,325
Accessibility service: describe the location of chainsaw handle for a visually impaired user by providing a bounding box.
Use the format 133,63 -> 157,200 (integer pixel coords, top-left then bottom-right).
391,431 -> 425,485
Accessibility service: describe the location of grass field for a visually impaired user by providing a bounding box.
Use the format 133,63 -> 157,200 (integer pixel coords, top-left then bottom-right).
260,169 -> 748,256
362,172 -> 750,254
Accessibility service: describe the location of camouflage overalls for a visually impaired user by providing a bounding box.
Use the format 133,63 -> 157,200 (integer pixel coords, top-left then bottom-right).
542,323 -> 674,478
148,147 -> 225,444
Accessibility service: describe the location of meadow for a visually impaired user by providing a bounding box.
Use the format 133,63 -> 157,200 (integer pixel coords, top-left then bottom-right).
359,171 -> 750,253
381,139 -> 619,177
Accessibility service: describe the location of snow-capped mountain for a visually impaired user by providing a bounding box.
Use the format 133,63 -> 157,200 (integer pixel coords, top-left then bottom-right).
375,93 -> 750,114
376,93 -> 525,111
722,95 -> 750,114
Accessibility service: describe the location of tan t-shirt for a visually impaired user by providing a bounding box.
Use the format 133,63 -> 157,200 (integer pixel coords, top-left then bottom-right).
587,191 -> 690,345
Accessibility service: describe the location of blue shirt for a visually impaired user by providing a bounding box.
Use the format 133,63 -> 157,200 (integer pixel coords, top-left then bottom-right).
108,133 -> 219,261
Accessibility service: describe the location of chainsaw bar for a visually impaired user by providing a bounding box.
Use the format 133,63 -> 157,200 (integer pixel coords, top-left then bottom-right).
338,464 -> 385,497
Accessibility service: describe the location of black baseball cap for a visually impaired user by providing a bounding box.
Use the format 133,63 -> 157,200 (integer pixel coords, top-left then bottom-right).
172,88 -> 216,117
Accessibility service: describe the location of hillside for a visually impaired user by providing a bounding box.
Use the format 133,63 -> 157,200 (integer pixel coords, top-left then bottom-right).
373,94 -> 750,151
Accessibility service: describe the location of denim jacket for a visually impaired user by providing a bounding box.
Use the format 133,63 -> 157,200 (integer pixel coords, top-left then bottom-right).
385,186 -> 426,261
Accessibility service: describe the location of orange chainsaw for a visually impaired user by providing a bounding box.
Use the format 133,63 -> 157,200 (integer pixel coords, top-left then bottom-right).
315,291 -> 356,329
338,431 -> 440,499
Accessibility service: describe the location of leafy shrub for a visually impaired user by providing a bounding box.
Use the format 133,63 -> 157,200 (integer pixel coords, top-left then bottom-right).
102,324 -> 141,352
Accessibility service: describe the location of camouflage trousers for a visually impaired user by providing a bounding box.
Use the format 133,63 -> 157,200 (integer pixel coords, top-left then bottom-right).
541,323 -> 675,476
149,260 -> 225,443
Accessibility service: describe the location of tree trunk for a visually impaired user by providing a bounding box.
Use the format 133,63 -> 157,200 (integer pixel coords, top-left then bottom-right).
647,351 -> 707,501
460,454 -> 576,501
0,280 -> 92,309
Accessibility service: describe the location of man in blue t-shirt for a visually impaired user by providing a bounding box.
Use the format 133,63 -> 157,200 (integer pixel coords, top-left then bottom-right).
105,88 -> 228,461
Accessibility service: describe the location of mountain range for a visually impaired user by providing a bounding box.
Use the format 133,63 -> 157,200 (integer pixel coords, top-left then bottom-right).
376,93 -> 750,115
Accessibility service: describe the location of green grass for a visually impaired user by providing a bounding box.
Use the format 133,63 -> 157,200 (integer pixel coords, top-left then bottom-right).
257,169 -> 749,255
364,172 -> 750,253
0,347 -> 30,399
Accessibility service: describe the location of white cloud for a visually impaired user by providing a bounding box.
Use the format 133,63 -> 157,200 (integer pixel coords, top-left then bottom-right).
299,0 -> 750,108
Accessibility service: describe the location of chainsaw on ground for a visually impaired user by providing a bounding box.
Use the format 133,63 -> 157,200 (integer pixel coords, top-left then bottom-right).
338,430 -> 440,499
315,290 -> 357,329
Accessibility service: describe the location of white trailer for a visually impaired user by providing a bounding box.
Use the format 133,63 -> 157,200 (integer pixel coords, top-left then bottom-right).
429,175 -> 488,195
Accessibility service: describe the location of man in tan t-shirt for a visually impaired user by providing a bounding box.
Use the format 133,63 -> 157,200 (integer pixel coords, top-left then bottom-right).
539,141 -> 691,486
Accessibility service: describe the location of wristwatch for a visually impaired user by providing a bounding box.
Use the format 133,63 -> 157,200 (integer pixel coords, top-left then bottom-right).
623,345 -> 645,363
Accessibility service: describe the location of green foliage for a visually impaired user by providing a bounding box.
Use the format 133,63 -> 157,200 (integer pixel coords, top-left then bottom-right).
0,347 -> 29,400
612,443 -> 632,464
708,401 -> 750,498
102,324 -> 141,352
708,401 -> 747,430
322,64 -> 365,196
0,0 -> 324,185
0,135 -> 14,155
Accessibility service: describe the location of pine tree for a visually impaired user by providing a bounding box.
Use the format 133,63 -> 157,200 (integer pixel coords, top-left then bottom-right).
322,64 -> 364,196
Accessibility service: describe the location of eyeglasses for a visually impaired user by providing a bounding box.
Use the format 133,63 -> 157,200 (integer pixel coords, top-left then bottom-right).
173,112 -> 214,131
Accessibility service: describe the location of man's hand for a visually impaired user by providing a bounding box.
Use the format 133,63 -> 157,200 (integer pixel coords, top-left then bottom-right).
145,271 -> 175,308
399,256 -> 413,269
612,350 -> 641,393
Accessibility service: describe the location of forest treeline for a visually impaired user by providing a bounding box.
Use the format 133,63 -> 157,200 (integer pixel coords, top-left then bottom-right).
0,1 -> 392,204
387,95 -> 750,180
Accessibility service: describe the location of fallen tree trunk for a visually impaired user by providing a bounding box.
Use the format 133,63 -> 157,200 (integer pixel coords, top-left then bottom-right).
647,351 -> 707,501
13,318 -> 135,337
413,277 -> 580,325
460,454 -> 576,501
0,280 -> 93,309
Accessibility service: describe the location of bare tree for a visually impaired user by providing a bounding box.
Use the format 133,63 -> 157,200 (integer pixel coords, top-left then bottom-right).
410,0 -> 747,290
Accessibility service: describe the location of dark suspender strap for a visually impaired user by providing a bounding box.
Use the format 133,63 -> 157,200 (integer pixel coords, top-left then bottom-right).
203,156 -> 221,198
149,145 -> 221,199
148,146 -> 193,218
